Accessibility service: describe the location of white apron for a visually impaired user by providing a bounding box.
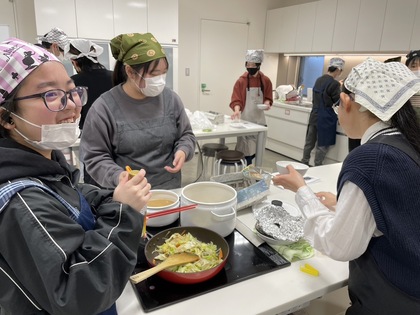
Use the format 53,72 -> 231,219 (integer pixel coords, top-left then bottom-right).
235,86 -> 265,156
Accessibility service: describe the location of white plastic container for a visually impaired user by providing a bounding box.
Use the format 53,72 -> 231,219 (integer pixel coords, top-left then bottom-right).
180,182 -> 237,237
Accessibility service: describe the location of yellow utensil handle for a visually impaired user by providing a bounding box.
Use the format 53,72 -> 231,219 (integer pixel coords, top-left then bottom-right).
130,261 -> 171,284
300,264 -> 319,276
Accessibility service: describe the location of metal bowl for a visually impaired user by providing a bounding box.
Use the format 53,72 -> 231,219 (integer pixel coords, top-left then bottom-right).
144,226 -> 229,284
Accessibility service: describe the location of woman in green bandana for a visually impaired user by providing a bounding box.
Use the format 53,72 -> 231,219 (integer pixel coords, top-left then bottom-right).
80,33 -> 196,189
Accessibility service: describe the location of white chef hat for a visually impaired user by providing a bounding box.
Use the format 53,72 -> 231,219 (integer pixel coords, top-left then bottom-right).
38,27 -> 69,51
245,49 -> 264,63
329,57 -> 345,70
67,39 -> 103,63
344,57 -> 420,121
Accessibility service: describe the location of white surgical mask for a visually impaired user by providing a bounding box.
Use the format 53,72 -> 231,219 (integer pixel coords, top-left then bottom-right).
135,73 -> 166,97
11,113 -> 80,151
412,69 -> 420,78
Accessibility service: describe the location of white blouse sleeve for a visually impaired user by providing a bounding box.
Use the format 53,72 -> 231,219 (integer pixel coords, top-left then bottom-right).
295,182 -> 378,261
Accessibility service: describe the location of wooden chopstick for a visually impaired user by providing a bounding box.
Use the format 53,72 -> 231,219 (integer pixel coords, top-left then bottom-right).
146,204 -> 197,219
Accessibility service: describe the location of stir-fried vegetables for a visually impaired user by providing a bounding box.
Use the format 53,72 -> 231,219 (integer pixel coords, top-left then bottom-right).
153,232 -> 223,273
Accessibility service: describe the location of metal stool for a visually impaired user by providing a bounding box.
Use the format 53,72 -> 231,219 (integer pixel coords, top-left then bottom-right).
198,143 -> 229,179
214,150 -> 246,176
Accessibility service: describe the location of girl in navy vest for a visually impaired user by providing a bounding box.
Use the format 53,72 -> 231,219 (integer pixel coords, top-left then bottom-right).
273,58 -> 420,314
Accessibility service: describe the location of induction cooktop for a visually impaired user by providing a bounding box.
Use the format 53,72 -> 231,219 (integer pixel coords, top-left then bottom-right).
132,222 -> 290,313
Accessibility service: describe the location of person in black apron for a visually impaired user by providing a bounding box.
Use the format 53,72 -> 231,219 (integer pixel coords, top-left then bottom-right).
273,58 -> 420,314
301,57 -> 344,166
230,49 -> 273,165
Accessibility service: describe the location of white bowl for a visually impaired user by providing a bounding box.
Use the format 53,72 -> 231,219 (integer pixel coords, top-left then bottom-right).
276,161 -> 309,176
257,104 -> 269,110
146,190 -> 180,227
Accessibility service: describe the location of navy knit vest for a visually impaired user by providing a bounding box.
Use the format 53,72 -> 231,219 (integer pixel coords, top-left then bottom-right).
337,134 -> 420,298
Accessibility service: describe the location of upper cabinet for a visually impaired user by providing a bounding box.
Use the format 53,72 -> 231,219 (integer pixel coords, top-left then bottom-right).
278,6 -> 299,53
34,0 -> 78,38
380,0 -> 418,52
113,0 -> 148,36
311,0 -> 337,53
264,8 -> 282,52
332,0 -> 360,52
354,0 -> 386,52
264,6 -> 299,53
265,0 -> 420,53
34,0 -> 177,44
148,0 -> 178,44
410,0 -> 420,49
294,2 -> 317,53
75,0 -> 114,40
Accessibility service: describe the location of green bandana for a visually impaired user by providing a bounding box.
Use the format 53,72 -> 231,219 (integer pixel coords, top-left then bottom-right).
110,33 -> 166,65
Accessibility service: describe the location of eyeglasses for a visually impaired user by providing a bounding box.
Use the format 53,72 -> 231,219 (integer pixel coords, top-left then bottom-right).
333,91 -> 355,115
14,86 -> 88,112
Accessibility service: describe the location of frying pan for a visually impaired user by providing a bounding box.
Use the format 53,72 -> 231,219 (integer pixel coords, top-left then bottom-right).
144,226 -> 229,284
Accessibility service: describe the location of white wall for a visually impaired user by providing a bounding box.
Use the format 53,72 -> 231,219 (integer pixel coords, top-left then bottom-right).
0,0 -> 37,43
178,0 -> 275,112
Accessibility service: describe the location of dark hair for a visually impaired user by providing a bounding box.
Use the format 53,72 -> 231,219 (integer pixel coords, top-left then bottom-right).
390,100 -> 420,155
69,44 -> 105,73
406,50 -> 420,66
328,66 -> 341,73
112,57 -> 169,86
0,88 -> 20,138
40,41 -> 52,49
384,56 -> 401,63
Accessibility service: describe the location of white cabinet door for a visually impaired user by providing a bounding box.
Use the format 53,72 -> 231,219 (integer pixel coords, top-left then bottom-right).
380,0 -> 418,52
264,8 -> 282,52
148,0 -> 178,44
332,0 -> 360,52
264,6 -> 298,53
295,2 -> 317,53
410,0 -> 420,49
113,0 -> 147,36
278,6 -> 299,53
34,0 -> 77,37
354,0 -> 386,52
311,0 -> 337,53
75,0 -> 114,40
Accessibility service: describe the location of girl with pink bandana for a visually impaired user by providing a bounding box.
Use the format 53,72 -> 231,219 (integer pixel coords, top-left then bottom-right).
0,38 -> 151,315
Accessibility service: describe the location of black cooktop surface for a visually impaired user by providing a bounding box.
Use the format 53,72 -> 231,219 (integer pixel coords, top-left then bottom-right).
133,223 -> 290,313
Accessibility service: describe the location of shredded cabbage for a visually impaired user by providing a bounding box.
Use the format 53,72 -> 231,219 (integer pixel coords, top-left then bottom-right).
153,232 -> 223,273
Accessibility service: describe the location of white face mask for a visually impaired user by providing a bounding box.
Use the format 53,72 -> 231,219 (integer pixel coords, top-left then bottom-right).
136,73 -> 166,97
11,113 -> 80,151
412,69 -> 420,78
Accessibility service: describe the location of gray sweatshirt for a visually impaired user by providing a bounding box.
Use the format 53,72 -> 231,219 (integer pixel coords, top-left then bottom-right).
80,85 -> 196,189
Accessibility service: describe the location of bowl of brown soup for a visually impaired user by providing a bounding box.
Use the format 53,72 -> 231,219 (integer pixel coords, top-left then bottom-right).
146,190 -> 180,227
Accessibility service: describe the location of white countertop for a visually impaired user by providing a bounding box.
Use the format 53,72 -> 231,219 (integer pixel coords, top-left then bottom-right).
193,116 -> 268,139
272,100 -> 313,113
116,163 -> 348,315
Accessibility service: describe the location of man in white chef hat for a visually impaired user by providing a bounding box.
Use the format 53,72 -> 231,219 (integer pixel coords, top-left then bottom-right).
229,49 -> 273,165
